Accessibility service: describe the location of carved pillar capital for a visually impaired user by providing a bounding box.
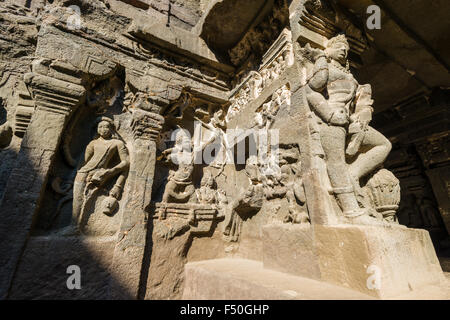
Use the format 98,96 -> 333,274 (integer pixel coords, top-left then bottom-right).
130,108 -> 165,141
24,59 -> 86,116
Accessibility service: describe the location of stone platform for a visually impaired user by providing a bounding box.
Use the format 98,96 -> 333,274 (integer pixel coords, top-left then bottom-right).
182,258 -> 450,300
262,223 -> 446,299
182,258 -> 375,300
183,223 -> 450,300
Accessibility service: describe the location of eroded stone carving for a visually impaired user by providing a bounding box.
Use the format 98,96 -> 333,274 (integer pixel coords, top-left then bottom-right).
254,84 -> 291,130
62,117 -> 129,234
227,29 -> 294,123
0,120 -> 12,149
223,156 -> 265,242
302,34 -> 396,224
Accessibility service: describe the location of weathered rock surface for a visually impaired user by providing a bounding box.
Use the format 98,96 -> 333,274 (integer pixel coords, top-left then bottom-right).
0,0 -> 448,301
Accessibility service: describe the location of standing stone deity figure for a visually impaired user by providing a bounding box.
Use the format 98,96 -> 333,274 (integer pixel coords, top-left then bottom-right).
260,69 -> 270,88
195,108 -> 230,173
64,117 -> 129,234
304,34 -> 392,224
270,58 -> 282,81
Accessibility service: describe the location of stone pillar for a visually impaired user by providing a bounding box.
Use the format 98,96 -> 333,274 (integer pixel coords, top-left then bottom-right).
287,1 -> 337,225
0,61 -> 86,299
109,107 -> 164,299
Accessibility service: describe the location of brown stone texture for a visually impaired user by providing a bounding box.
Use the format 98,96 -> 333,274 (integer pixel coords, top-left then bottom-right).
182,258 -> 375,299
0,0 -> 449,301
183,258 -> 450,300
145,227 -> 192,299
8,237 -> 116,299
263,223 -> 446,298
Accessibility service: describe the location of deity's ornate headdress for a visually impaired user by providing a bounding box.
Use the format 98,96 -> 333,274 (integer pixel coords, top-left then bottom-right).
325,34 -> 351,71
325,34 -> 350,50
96,116 -> 115,127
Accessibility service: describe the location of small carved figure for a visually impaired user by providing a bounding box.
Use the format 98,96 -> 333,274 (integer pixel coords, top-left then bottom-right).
196,171 -> 217,205
195,108 -> 230,172
266,92 -> 282,129
160,130 -> 196,206
223,156 -> 265,242
250,72 -> 263,99
260,69 -> 270,88
279,84 -> 291,106
270,59 -> 281,81
216,189 -> 229,219
283,43 -> 295,67
254,100 -> 271,129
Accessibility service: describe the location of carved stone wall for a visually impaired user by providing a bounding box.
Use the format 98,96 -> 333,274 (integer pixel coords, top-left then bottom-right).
0,0 -> 448,300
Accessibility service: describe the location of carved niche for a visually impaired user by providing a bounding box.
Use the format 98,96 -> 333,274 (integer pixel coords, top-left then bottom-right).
34,74 -> 134,237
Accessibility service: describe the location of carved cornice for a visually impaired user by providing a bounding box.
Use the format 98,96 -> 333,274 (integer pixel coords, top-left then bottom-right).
48,18 -> 232,92
226,29 -> 294,123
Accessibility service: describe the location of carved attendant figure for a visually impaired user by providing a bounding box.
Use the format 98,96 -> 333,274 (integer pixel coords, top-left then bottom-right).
160,130 -> 196,205
196,171 -> 217,205
66,117 -> 129,234
223,156 -> 265,241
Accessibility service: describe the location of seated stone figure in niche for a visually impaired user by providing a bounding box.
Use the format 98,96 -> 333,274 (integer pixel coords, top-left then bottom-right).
62,117 -> 129,235
304,34 -> 392,224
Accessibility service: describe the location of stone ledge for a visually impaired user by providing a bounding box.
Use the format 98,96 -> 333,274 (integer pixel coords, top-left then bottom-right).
262,223 -> 446,299
182,258 -> 450,300
182,258 -> 375,300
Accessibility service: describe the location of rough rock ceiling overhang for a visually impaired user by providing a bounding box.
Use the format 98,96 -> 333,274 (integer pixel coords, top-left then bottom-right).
336,0 -> 450,113
196,0 -> 275,53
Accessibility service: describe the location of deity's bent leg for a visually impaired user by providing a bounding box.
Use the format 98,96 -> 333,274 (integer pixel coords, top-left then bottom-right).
320,124 -> 362,216
349,126 -> 392,180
